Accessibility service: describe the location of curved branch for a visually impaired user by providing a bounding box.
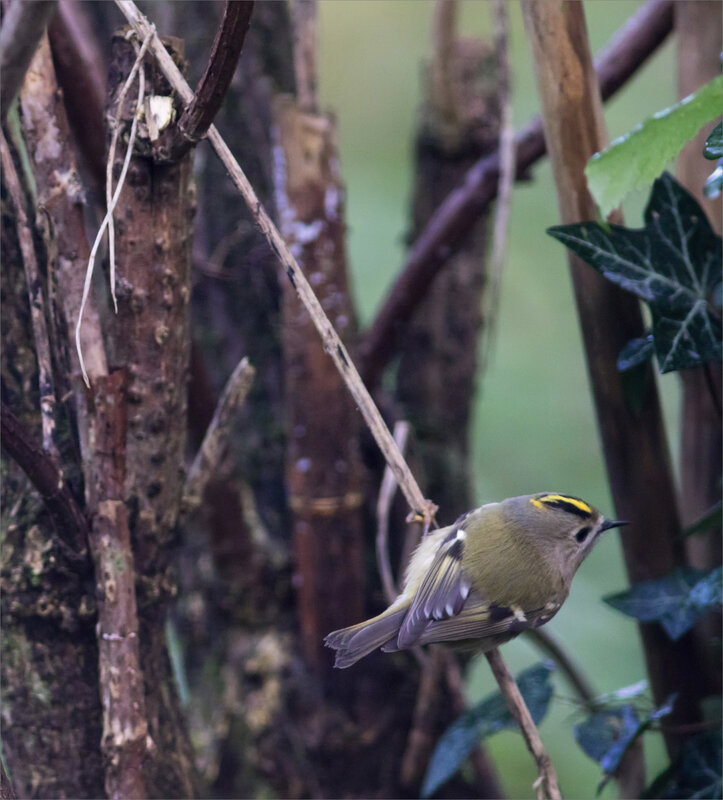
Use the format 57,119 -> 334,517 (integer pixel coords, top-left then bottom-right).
0,0 -> 57,123
156,0 -> 254,161
1,404 -> 88,558
47,0 -> 107,195
358,0 -> 674,389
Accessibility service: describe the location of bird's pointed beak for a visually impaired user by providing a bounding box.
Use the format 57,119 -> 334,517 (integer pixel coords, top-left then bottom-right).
600,518 -> 629,532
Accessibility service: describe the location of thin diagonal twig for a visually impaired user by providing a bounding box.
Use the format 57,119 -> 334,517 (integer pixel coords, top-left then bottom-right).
115,0 -> 431,520
376,420 -> 411,604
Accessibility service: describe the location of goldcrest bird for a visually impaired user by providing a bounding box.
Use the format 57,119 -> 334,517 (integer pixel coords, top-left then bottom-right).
325,493 -> 626,668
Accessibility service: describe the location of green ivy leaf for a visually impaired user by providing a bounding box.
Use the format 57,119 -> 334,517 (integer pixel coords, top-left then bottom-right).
576,696 -> 676,795
585,76 -> 723,217
548,172 -> 723,373
421,662 -> 554,798
644,729 -> 722,799
617,335 -> 654,371
704,122 -> 723,160
604,567 -> 723,640
575,705 -> 640,770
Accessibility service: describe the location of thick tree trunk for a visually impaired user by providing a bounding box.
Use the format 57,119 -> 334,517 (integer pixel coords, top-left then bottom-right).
1,111 -> 105,800
103,32 -> 198,797
274,97 -> 366,684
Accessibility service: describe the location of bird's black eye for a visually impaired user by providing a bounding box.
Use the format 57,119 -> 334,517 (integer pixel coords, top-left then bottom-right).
575,526 -> 591,543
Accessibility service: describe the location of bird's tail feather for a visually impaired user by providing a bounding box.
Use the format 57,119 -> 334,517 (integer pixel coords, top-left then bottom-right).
324,603 -> 409,668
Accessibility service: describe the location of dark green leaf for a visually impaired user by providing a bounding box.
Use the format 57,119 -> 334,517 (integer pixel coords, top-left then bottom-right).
574,705 -> 640,769
704,122 -> 723,160
421,662 -> 554,798
576,695 -> 676,795
688,566 -> 723,608
548,172 -> 723,373
704,162 -> 722,199
683,500 -> 723,538
650,305 -> 722,373
604,567 -> 723,640
618,335 -> 654,371
644,729 -> 722,799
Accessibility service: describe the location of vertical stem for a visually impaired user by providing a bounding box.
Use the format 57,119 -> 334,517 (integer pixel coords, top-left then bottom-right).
273,97 -> 365,680
675,0 -> 722,698
0,131 -> 59,459
89,371 -> 148,800
521,0 -> 704,758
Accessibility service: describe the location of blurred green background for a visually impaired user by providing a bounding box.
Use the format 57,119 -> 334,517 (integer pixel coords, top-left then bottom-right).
317,2 -> 681,797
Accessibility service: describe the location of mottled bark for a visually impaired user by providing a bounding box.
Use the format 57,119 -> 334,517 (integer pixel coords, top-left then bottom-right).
89,370 -> 148,800
273,97 -> 366,681
1,121 -> 104,800
396,26 -> 500,521
105,33 -> 197,797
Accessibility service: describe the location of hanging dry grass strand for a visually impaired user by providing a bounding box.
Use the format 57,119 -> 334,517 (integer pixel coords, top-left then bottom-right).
75,28 -> 154,387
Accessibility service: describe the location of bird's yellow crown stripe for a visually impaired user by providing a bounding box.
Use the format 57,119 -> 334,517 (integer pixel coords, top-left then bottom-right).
531,494 -> 592,515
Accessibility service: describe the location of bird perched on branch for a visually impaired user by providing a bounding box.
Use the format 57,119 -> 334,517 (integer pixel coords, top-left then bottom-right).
325,492 -> 626,668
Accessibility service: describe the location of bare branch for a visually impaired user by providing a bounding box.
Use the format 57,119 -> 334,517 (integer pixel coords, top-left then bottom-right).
156,1 -> 254,161
0,0 -> 57,122
375,420 -> 410,604
183,357 -> 255,512
0,129 -> 60,458
486,648 -> 561,800
358,0 -> 674,389
47,1 -> 107,194
0,404 -> 88,559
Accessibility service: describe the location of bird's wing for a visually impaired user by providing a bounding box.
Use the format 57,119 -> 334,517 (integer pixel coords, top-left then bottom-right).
395,526 -> 472,649
412,595 -> 556,645
385,592 -> 558,651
